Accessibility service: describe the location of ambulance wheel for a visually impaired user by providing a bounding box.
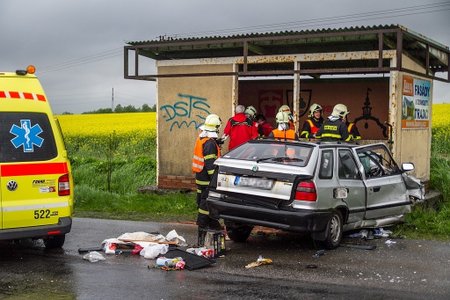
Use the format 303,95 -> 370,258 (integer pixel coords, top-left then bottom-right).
44,234 -> 66,249
225,221 -> 253,243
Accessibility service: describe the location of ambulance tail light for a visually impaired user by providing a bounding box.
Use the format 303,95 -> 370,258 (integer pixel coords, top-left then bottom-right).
58,174 -> 71,196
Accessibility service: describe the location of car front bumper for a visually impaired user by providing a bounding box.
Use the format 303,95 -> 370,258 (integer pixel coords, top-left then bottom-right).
207,197 -> 331,233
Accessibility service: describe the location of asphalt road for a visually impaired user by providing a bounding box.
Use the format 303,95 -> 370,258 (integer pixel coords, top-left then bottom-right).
1,217 -> 449,299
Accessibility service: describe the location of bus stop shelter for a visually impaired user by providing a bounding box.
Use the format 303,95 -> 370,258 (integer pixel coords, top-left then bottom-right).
124,24 -> 449,189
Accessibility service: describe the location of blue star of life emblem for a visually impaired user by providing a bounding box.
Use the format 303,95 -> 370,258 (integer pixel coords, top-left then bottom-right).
10,119 -> 44,152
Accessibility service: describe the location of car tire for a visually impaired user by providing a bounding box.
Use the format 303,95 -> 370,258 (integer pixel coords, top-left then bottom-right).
43,234 -> 65,249
322,211 -> 343,250
225,221 -> 253,243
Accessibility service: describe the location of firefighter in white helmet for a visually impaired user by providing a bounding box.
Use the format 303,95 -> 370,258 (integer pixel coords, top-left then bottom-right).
192,114 -> 223,244
268,111 -> 298,140
316,104 -> 351,141
278,104 -> 295,130
244,105 -> 257,120
300,103 -> 324,139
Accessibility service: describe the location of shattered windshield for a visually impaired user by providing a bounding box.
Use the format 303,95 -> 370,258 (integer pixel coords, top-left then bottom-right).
223,141 -> 313,167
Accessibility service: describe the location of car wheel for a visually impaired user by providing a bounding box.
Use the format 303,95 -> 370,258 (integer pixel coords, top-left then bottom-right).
322,211 -> 343,250
225,221 -> 253,243
43,234 -> 65,249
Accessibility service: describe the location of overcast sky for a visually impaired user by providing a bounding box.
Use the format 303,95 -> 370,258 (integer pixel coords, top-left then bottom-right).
1,0 -> 449,114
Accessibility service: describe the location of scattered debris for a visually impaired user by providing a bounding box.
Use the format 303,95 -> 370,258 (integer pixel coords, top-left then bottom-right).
245,255 -> 273,269
373,228 -> 392,238
385,239 -> 397,246
346,228 -> 392,240
306,264 -> 318,269
312,249 -> 325,258
78,246 -> 104,254
82,251 -> 105,263
186,247 -> 215,259
155,257 -> 186,271
163,249 -> 214,270
341,243 -> 376,250
140,243 -> 169,259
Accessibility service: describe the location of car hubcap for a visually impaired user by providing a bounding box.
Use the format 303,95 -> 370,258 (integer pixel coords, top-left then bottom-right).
330,215 -> 341,242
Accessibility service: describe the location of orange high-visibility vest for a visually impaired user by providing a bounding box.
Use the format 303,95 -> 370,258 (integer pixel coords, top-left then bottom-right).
192,137 -> 221,173
306,119 -> 320,134
272,129 -> 296,140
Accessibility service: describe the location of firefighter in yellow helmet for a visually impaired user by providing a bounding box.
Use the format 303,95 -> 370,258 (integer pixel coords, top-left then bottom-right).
316,104 -> 351,141
192,114 -> 222,244
300,103 -> 324,139
268,111 -> 298,140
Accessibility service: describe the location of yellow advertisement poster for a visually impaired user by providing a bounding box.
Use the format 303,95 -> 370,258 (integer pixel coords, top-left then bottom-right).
401,75 -> 430,129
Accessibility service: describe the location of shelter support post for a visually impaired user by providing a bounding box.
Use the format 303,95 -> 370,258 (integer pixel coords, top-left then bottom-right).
293,61 -> 301,132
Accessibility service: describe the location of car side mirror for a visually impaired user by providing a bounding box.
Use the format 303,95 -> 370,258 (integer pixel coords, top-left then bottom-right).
402,162 -> 415,172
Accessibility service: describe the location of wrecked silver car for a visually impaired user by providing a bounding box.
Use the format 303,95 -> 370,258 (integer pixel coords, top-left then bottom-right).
207,140 -> 424,249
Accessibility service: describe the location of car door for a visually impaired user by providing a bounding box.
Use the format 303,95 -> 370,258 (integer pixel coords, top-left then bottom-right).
336,148 -> 366,224
355,144 -> 411,220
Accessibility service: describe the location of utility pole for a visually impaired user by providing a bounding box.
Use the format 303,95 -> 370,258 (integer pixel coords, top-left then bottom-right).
111,87 -> 114,112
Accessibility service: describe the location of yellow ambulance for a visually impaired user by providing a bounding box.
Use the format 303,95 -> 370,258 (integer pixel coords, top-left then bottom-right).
0,66 -> 73,248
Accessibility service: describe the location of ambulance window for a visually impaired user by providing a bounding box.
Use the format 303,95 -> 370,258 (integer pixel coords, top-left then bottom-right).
0,112 -> 58,162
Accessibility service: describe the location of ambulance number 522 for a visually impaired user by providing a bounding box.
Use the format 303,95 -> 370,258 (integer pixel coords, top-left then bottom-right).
34,209 -> 50,219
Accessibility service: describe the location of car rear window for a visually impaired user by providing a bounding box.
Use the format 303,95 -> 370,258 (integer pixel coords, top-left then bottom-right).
223,141 -> 313,167
0,112 -> 57,162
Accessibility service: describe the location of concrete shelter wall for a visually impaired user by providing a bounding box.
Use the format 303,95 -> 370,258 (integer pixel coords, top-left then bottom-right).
157,64 -> 234,184
394,60 -> 431,180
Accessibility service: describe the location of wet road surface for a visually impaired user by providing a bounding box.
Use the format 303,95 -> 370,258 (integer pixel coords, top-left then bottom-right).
1,217 -> 450,299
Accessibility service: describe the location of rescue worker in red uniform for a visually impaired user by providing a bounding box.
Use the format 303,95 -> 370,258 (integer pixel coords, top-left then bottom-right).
268,111 -> 298,140
300,103 -> 323,139
255,114 -> 274,137
192,114 -> 223,244
222,105 -> 258,151
316,104 -> 351,142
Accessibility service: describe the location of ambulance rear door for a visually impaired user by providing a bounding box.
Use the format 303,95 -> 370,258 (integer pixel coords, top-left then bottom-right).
0,112 -> 70,229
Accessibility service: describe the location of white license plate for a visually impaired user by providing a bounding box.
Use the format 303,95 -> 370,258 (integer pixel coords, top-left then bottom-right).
234,176 -> 273,190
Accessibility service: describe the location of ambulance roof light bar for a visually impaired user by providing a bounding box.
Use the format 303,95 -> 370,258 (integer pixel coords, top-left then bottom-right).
16,65 -> 36,76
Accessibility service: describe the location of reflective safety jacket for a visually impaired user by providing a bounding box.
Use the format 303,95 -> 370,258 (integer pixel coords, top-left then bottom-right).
300,117 -> 323,139
224,113 -> 258,150
268,128 -> 297,140
316,118 -> 351,141
347,122 -> 362,140
192,137 -> 221,186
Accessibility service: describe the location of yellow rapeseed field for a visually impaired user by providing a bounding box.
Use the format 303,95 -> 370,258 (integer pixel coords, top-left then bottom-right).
432,104 -> 450,144
432,103 -> 450,127
57,112 -> 156,137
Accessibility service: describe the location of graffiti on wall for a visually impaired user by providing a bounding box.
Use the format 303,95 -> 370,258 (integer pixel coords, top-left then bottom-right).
160,93 -> 210,131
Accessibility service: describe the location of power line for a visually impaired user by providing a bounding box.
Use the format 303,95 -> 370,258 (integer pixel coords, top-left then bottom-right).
37,2 -> 450,73
169,2 -> 450,38
39,47 -> 122,74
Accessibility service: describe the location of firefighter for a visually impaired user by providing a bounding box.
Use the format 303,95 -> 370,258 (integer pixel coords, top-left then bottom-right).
244,105 -> 257,121
300,103 -> 324,139
343,114 -> 362,140
222,105 -> 258,151
268,111 -> 298,140
192,114 -> 223,244
278,104 -> 295,130
316,103 -> 351,142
